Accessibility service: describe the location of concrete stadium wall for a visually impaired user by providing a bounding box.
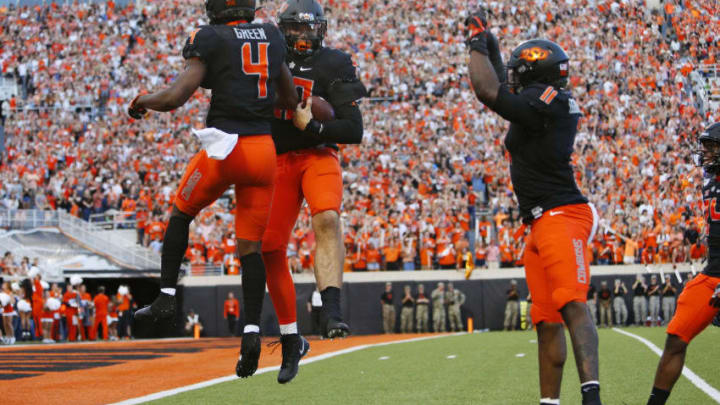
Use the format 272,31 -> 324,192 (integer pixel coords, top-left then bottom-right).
179,264 -> 695,337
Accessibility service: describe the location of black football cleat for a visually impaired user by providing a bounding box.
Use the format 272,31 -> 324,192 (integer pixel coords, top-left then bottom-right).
326,318 -> 350,339
277,334 -> 310,384
133,292 -> 176,322
236,332 -> 261,378
713,312 -> 720,328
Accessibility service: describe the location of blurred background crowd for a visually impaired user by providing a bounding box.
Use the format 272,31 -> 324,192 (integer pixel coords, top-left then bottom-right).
0,0 -> 718,276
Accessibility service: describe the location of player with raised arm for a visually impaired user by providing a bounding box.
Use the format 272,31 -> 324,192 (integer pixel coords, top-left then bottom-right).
128,0 -> 298,379
261,0 -> 366,384
464,9 -> 602,405
645,123 -> 720,405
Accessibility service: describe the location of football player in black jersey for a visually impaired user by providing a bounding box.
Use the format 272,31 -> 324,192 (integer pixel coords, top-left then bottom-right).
465,10 -> 602,405
260,0 -> 366,384
646,123 -> 720,405
128,0 -> 299,379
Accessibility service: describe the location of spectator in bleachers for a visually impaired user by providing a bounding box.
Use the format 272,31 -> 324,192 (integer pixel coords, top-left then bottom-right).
0,0 -> 717,273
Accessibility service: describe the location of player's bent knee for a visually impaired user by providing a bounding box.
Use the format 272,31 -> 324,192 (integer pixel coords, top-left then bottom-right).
261,231 -> 287,253
312,210 -> 340,234
665,333 -> 690,351
236,239 -> 262,257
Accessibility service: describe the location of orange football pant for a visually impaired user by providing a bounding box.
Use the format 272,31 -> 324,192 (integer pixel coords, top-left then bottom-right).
174,135 -> 276,241
66,310 -> 79,341
525,203 -> 598,325
92,314 -> 108,340
667,274 -> 720,343
263,147 -> 343,325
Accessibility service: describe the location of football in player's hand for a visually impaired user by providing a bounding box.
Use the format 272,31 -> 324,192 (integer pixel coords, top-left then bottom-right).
309,96 -> 334,122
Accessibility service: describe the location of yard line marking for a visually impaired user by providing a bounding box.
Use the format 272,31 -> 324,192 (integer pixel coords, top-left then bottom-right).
612,328 -> 720,404
515,353 -> 526,358
378,356 -> 390,360
111,333 -> 463,405
446,355 -> 457,359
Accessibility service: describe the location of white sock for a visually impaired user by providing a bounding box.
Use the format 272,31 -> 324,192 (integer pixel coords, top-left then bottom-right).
279,322 -> 298,335
581,381 -> 600,387
160,288 -> 176,296
540,399 -> 559,405
244,324 -> 260,334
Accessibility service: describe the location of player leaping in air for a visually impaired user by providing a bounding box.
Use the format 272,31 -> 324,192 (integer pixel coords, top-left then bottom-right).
128,0 -> 299,379
464,9 -> 602,405
645,123 -> 720,405
260,0 -> 367,384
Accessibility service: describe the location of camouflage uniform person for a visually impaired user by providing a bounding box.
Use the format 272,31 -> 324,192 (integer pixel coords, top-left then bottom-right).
415,284 -> 430,332
586,283 -> 598,325
380,282 -> 395,334
661,277 -> 677,325
647,275 -> 661,326
632,275 -> 648,326
446,283 -> 465,332
504,280 -> 520,331
400,285 -> 415,333
431,282 -> 446,332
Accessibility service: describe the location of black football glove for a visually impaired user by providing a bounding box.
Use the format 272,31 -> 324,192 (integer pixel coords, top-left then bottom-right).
465,10 -> 489,55
128,94 -> 148,120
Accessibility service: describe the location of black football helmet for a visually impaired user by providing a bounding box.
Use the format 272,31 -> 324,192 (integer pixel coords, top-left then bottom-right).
695,122 -> 720,174
206,0 -> 256,24
506,39 -> 569,93
278,0 -> 327,57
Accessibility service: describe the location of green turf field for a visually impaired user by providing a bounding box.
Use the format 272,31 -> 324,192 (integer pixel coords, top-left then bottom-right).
147,327 -> 720,405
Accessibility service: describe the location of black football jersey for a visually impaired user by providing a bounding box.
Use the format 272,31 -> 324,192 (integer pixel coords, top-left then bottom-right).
182,23 -> 287,136
701,172 -> 720,277
272,47 -> 358,154
492,84 -> 588,221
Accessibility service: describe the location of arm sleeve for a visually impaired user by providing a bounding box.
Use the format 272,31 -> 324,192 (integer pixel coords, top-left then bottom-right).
489,85 -> 545,129
314,102 -> 363,144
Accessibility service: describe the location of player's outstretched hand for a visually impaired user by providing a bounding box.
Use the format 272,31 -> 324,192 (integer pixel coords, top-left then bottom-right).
464,9 -> 489,55
710,284 -> 720,308
128,94 -> 148,120
293,97 -> 313,131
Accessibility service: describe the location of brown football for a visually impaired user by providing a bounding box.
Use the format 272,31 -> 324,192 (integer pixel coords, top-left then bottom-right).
309,96 -> 335,122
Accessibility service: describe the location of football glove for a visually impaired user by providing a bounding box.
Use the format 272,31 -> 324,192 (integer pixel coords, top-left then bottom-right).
128,93 -> 148,120
465,9 -> 489,55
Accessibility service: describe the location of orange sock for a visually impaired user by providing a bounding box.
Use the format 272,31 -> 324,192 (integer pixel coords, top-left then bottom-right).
264,250 -> 297,325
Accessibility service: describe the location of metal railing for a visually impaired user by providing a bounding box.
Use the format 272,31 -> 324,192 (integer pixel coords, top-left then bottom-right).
0,209 -> 59,229
88,211 -> 138,230
0,209 -> 160,270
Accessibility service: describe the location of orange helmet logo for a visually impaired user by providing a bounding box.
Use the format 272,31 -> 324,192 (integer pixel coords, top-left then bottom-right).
519,47 -> 550,62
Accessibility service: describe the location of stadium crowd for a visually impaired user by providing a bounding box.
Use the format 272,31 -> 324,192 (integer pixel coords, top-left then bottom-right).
0,0 -> 718,275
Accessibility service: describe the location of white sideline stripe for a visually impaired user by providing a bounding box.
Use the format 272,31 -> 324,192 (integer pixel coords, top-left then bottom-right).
612,328 -> 720,404
111,333 -> 463,405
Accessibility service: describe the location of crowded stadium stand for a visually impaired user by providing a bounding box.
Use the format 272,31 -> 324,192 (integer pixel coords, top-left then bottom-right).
0,0 -> 718,340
